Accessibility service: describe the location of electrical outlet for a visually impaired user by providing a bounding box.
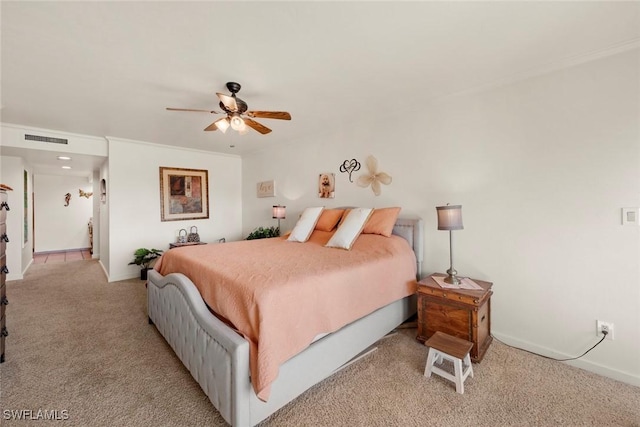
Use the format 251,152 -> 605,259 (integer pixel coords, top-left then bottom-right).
596,320 -> 614,340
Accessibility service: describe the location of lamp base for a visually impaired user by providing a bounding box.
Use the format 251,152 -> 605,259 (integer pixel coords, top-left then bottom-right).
444,268 -> 461,285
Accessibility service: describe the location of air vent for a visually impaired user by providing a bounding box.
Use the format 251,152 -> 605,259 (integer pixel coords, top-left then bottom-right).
24,134 -> 68,145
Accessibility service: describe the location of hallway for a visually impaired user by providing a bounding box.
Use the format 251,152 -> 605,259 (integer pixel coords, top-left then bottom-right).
33,249 -> 92,264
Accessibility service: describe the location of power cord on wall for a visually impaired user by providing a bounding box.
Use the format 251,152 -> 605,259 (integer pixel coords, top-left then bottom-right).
491,330 -> 608,362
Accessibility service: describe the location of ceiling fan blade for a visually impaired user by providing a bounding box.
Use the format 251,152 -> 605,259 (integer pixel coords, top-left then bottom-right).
204,117 -> 230,132
166,107 -> 219,114
244,118 -> 272,135
216,93 -> 238,112
247,111 -> 291,120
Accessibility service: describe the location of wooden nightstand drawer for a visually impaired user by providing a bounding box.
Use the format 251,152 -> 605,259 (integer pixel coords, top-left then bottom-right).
417,274 -> 493,363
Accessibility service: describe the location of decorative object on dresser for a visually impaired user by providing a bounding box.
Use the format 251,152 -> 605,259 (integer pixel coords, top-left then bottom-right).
436,204 -> 463,285
416,274 -> 493,363
128,248 -> 163,280
187,226 -> 200,243
272,205 -> 286,234
356,155 -> 392,196
1,185 -> 11,363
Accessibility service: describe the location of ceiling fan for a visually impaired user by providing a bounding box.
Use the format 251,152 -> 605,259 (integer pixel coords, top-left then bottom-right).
166,82 -> 291,135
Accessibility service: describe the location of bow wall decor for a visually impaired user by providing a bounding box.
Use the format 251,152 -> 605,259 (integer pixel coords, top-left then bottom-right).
339,158 -> 361,182
356,155 -> 392,196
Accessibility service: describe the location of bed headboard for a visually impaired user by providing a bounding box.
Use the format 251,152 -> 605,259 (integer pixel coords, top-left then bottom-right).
336,207 -> 423,278
392,217 -> 424,279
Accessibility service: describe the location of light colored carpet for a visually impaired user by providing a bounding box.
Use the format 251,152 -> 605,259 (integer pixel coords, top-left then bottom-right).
1,260 -> 639,426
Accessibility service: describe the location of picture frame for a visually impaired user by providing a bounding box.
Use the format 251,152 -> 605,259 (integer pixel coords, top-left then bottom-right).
318,173 -> 335,199
256,180 -> 276,198
159,167 -> 209,222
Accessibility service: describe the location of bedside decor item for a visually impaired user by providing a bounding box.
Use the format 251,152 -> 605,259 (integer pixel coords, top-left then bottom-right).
436,204 -> 463,285
257,180 -> 276,198
177,229 -> 188,244
318,173 -> 335,199
79,189 -> 93,198
159,167 -> 209,222
246,226 -> 280,240
129,248 -> 163,280
187,226 -> 200,243
64,193 -> 71,207
339,159 -> 361,182
272,205 -> 286,233
356,156 -> 392,196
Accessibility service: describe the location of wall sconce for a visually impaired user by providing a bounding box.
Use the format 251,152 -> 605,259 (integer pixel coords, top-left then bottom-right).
272,205 -> 286,234
436,204 -> 463,284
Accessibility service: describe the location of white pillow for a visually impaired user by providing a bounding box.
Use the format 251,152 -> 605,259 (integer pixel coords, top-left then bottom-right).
287,207 -> 324,242
325,208 -> 373,250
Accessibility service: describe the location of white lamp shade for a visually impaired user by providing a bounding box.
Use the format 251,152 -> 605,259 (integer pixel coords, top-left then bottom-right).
214,117 -> 230,133
272,205 -> 286,219
436,205 -> 463,230
230,114 -> 245,131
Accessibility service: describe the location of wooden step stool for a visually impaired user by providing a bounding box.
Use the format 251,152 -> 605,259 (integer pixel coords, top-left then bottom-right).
423,331 -> 474,394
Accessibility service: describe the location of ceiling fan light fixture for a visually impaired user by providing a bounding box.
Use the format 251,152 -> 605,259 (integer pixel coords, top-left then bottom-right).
230,114 -> 245,131
215,117 -> 230,133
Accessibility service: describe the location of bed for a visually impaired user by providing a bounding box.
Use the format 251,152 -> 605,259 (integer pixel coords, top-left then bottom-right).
147,215 -> 423,426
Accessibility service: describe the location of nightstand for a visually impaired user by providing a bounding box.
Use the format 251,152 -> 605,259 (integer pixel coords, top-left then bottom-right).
416,274 -> 493,363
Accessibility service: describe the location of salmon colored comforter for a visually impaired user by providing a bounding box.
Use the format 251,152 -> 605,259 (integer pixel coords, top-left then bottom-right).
154,230 -> 417,401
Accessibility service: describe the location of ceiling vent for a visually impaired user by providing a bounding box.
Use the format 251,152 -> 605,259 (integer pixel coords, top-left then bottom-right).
24,134 -> 68,145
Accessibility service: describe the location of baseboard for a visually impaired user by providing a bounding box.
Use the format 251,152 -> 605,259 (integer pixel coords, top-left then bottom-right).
493,331 -> 640,388
33,247 -> 91,255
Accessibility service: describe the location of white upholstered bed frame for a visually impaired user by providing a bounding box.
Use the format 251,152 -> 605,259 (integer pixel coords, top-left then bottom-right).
147,217 -> 424,426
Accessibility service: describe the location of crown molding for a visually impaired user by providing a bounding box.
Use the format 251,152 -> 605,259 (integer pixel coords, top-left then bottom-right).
446,38 -> 640,100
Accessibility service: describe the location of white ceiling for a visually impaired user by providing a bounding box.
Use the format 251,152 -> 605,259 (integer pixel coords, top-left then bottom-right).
1,1 -> 639,176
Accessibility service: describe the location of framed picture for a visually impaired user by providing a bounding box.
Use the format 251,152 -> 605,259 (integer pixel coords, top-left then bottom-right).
256,180 -> 276,198
318,173 -> 335,199
159,167 -> 209,222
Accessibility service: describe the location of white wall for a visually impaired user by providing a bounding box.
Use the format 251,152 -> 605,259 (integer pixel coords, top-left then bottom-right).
242,48 -> 640,386
106,137 -> 242,282
0,156 -> 33,280
34,174 -> 93,252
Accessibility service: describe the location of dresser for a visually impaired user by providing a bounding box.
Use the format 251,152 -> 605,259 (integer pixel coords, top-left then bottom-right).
416,274 -> 493,363
0,188 -> 10,363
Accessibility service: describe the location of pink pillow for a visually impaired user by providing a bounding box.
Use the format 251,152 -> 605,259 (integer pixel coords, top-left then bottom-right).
362,207 -> 401,237
315,209 -> 345,232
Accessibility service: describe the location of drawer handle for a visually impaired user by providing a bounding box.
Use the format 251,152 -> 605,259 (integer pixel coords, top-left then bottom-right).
481,314 -> 486,322
1,327 -> 7,337
0,297 -> 7,305
0,234 -> 8,243
1,266 -> 8,274
0,202 -> 9,211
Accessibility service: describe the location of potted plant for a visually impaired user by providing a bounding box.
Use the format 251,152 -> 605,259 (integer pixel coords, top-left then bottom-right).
246,226 -> 280,240
129,248 -> 163,280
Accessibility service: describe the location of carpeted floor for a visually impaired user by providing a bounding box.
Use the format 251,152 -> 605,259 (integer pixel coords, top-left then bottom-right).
1,260 -> 639,426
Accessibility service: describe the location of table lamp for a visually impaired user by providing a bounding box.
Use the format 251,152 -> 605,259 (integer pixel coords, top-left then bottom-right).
272,205 -> 286,235
436,204 -> 463,284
